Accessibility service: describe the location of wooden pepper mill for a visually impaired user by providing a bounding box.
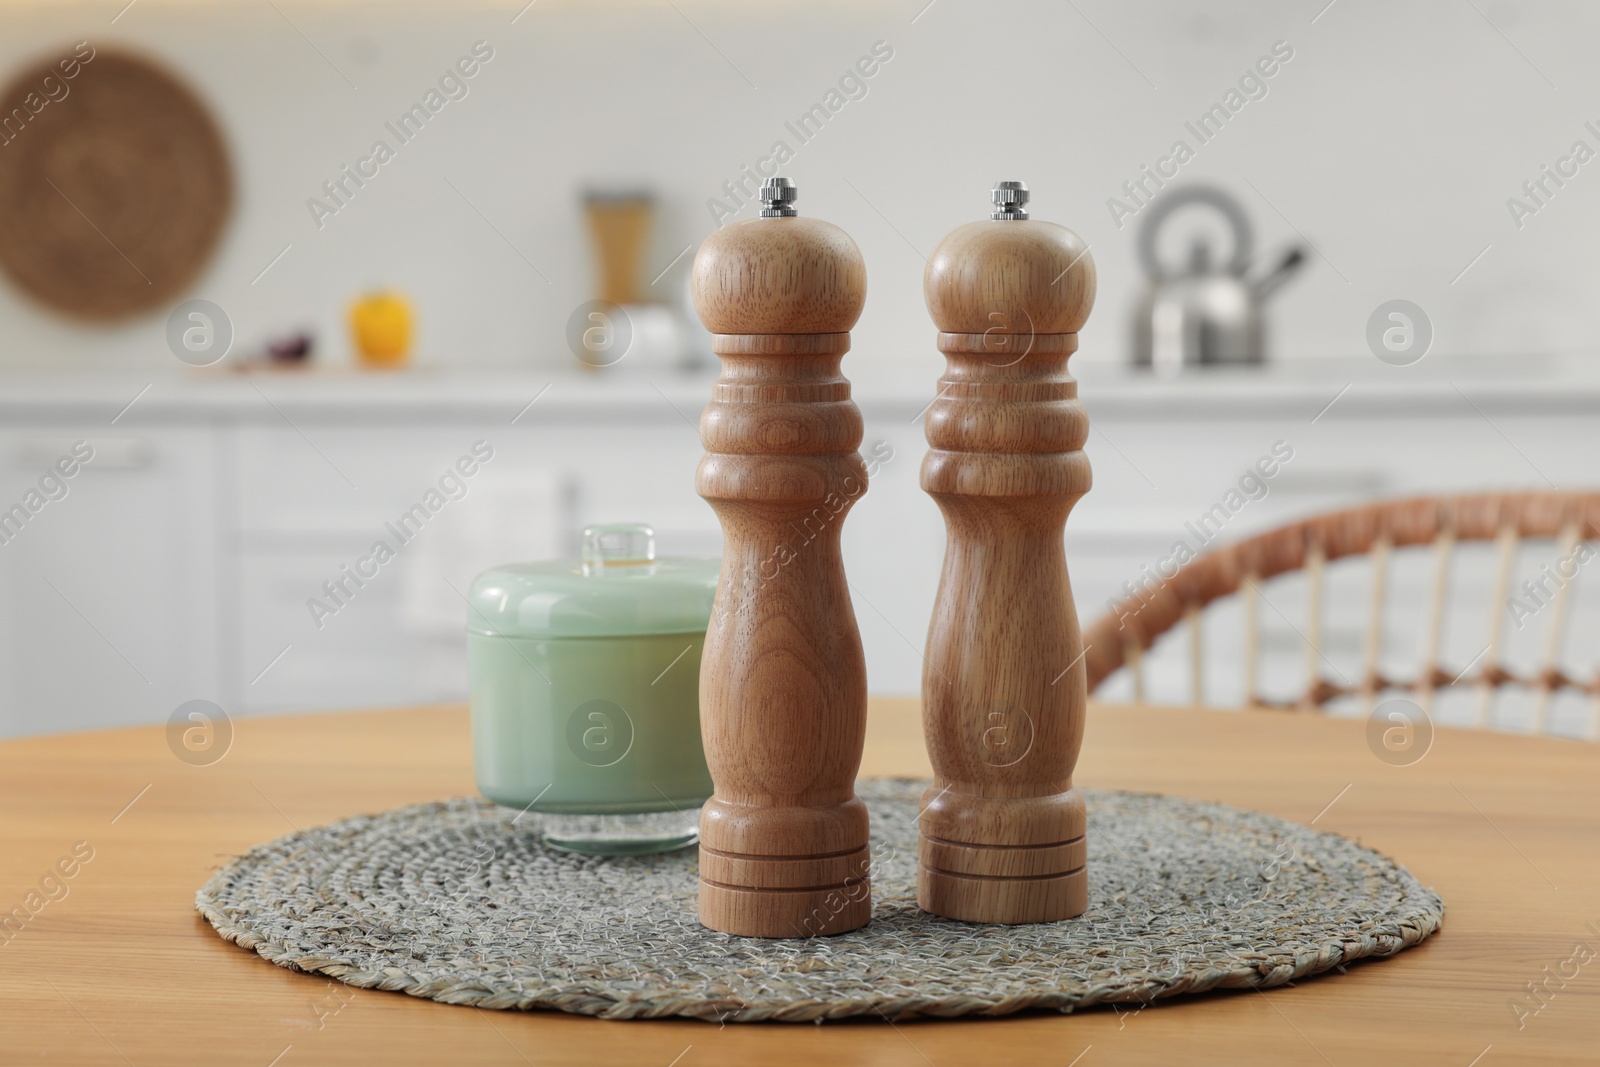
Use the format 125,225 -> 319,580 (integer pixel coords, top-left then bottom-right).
691,177 -> 873,938
918,181 -> 1096,924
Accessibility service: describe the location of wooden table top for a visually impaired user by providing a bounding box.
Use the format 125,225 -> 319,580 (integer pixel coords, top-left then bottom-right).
1,698 -> 1596,1066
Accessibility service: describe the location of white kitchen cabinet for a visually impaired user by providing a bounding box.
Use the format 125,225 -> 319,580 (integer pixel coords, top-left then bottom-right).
227,396 -> 714,715
1,366 -> 1597,738
0,423 -> 220,736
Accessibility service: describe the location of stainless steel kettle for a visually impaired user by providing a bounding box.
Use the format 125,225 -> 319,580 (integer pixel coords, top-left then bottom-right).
1131,185 -> 1304,373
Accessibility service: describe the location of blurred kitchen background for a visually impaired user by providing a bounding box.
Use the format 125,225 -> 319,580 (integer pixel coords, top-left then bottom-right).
4,0 -> 1600,738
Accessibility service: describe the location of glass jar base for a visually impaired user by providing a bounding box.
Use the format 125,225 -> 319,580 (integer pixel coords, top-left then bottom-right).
539,808 -> 701,856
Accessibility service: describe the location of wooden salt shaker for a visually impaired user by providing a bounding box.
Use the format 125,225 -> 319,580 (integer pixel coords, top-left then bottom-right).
918,181 -> 1096,924
691,178 -> 873,938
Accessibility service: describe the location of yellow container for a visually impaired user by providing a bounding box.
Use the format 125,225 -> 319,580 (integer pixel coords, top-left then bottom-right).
349,291 -> 413,368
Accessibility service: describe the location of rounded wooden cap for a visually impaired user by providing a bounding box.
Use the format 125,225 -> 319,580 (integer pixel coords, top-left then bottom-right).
924,219 -> 1095,335
691,216 -> 866,335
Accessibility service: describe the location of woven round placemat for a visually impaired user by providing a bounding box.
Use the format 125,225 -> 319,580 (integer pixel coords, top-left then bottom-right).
196,780 -> 1442,1023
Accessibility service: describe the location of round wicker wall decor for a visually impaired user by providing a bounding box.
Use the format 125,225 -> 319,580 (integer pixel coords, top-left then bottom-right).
0,48 -> 232,321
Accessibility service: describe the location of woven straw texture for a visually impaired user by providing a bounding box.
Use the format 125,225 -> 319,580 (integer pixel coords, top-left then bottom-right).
196,779 -> 1443,1023
0,51 -> 232,321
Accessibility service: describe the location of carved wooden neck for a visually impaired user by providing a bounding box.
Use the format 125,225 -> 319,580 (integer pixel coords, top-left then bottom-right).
925,331 -> 1084,457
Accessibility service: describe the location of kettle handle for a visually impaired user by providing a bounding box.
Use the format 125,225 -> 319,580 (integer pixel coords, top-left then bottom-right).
1137,185 -> 1254,281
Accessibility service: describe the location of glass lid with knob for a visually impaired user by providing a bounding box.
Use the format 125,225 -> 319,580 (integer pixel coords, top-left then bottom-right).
466,523 -> 719,640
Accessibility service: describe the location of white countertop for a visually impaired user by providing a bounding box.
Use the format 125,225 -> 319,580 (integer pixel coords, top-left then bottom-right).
0,355 -> 1593,423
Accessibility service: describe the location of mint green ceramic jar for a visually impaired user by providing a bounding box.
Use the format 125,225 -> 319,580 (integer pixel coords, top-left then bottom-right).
467,524 -> 718,854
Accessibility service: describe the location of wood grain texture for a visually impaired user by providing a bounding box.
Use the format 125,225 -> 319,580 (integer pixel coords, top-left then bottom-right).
917,215 -> 1096,924
690,215 -> 866,335
690,214 -> 871,937
923,220 -> 1095,335
1,701 -> 1598,1066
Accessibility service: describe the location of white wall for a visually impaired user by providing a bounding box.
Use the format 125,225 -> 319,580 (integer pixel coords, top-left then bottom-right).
2,0 -> 1598,374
